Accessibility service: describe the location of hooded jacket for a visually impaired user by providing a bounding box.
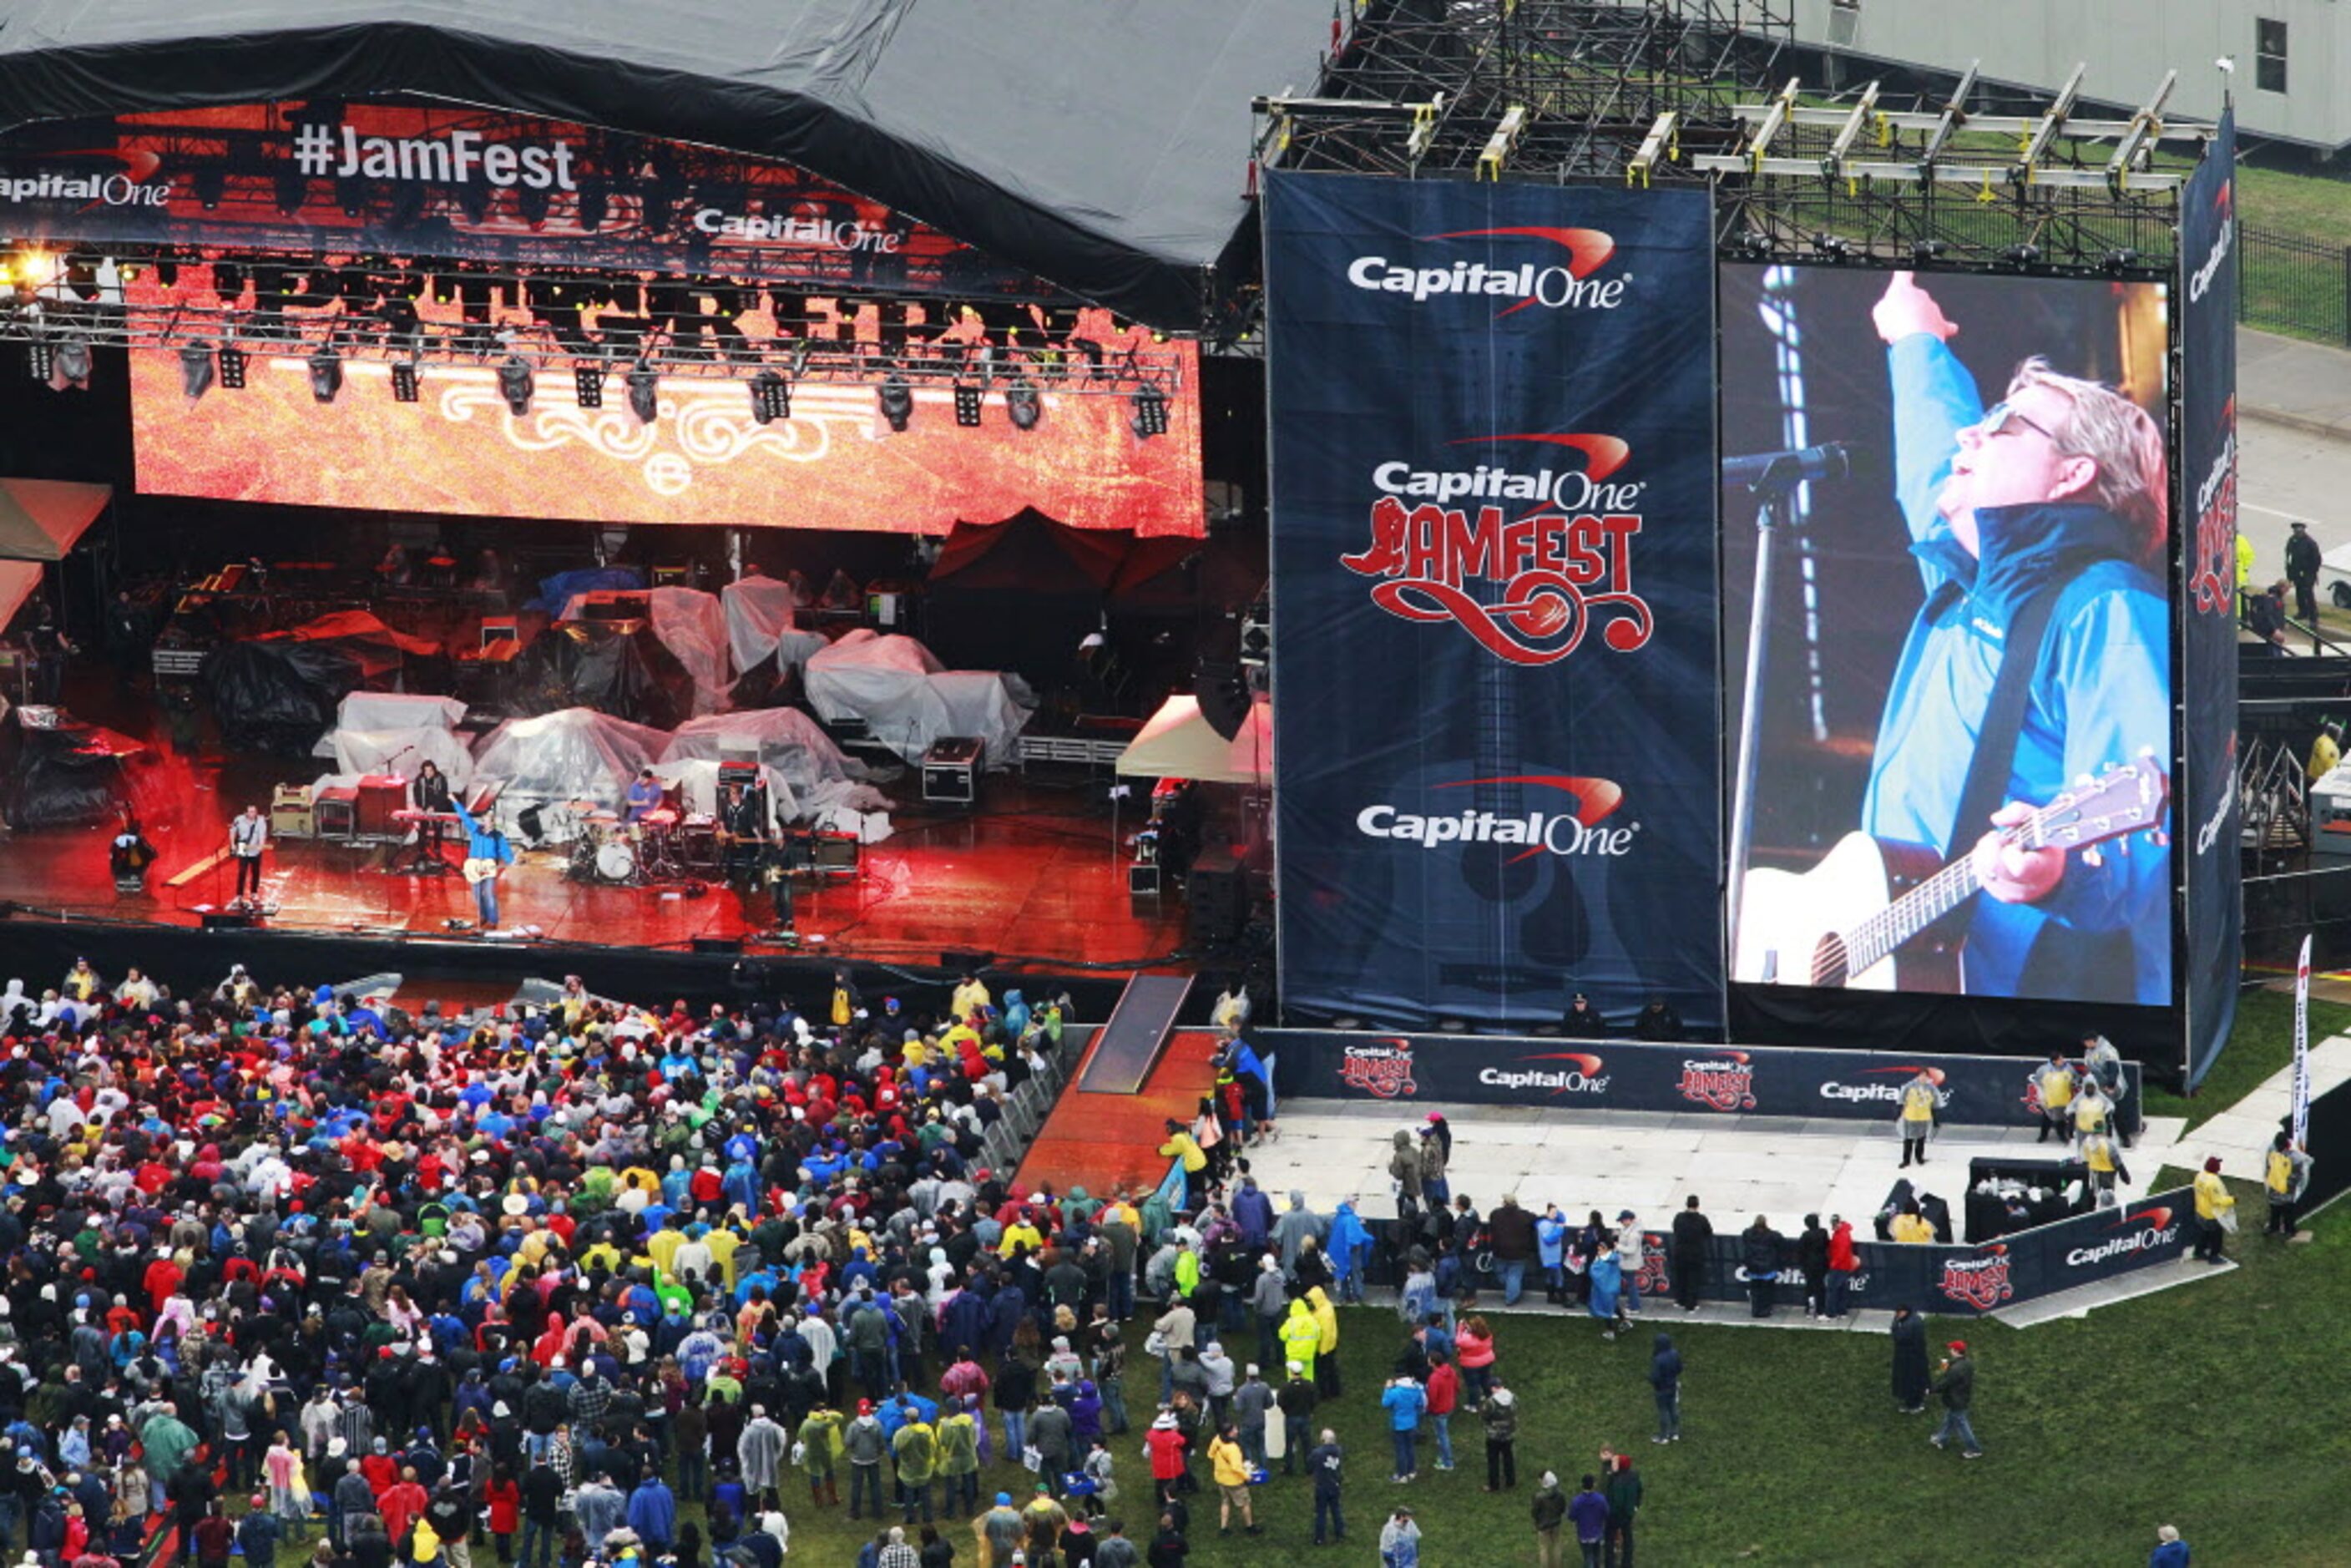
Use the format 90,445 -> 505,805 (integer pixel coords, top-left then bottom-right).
1870,333 -> 2169,1004
1647,1333 -> 1681,1393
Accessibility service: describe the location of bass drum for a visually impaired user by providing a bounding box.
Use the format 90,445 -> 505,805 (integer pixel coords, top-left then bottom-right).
595,842 -> 638,884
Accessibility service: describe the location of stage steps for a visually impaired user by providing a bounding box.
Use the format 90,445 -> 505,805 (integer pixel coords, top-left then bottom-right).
1016,1027 -> 1224,1199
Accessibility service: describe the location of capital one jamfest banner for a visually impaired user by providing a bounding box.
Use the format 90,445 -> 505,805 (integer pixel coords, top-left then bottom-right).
1263,173 -> 1720,1029
2181,111 -> 2242,1088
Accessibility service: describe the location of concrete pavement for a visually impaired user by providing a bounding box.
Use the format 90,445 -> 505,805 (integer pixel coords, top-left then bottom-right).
2236,328 -> 2351,582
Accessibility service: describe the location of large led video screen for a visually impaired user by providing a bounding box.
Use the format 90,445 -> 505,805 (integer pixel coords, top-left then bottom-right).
128,273 -> 1202,535
1722,265 -> 2172,1009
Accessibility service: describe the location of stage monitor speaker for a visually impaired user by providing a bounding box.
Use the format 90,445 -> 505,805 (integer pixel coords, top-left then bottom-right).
201,910 -> 260,930
691,935 -> 744,954
1187,848 -> 1245,948
1193,659 -> 1251,741
1129,862 -> 1161,896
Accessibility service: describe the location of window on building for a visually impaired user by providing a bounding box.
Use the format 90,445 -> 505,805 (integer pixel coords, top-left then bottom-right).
2257,18 -> 2288,94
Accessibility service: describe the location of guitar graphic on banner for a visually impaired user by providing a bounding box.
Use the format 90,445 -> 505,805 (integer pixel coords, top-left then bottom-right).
1734,756 -> 2169,991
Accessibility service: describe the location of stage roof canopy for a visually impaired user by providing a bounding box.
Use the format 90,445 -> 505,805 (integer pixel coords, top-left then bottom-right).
0,479 -> 109,563
0,0 -> 1329,326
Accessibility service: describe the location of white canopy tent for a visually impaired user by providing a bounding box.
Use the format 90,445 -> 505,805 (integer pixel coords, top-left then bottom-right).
1115,694 -> 1272,784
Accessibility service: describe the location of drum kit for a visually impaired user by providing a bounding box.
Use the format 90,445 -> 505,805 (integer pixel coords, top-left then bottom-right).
562,799 -> 693,886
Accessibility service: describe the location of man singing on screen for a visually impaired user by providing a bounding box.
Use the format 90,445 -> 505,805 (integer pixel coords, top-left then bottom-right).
1865,270 -> 2169,1005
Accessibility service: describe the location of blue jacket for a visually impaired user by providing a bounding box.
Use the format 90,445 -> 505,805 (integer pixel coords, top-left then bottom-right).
1380,1380 -> 1426,1432
624,1479 -> 676,1548
1868,334 -> 2169,1004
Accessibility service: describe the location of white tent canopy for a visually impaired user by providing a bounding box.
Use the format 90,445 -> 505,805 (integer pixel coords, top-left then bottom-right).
0,561 -> 41,634
1115,694 -> 1272,784
803,630 -> 1034,766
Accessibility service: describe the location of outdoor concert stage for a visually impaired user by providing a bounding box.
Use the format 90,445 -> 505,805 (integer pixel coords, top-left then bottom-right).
0,771 -> 1187,969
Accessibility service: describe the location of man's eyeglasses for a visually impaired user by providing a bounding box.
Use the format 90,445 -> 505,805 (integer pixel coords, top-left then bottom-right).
1967,401 -> 2063,446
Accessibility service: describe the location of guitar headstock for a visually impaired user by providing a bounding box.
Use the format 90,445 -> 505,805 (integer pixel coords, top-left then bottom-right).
2030,753 -> 2172,852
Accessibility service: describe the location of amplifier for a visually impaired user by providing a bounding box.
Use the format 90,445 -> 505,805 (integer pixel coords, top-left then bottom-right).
356,774 -> 407,837
152,645 -> 207,677
1187,847 -> 1246,948
272,782 -> 315,809
718,761 -> 761,792
313,785 -> 359,841
1128,861 -> 1161,897
270,805 -> 315,840
812,832 -> 860,878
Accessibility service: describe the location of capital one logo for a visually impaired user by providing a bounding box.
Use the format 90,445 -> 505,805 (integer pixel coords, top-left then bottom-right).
2188,407 -> 2238,618
1477,1050 -> 1611,1095
1817,1065 -> 1950,1106
2065,1205 -> 2182,1267
1341,433 -> 1651,666
1358,775 -> 1635,862
1338,1039 -> 1417,1100
1347,226 -> 1626,316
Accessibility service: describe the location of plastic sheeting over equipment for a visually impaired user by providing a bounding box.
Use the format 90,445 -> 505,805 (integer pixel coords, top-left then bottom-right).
664,708 -> 862,787
720,574 -> 826,679
647,587 -> 731,716
331,727 -> 476,794
201,639 -> 366,754
336,693 -> 465,732
803,630 -> 1033,766
0,713 -> 157,831
511,620 -> 693,731
469,707 -> 670,828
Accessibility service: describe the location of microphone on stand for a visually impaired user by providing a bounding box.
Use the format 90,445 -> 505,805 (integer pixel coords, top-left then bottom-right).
1722,441 -> 1858,489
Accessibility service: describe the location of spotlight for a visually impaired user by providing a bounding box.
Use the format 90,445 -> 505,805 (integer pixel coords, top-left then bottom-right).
217,343 -> 248,390
274,168 -> 309,216
1072,337 -> 1106,378
178,341 -> 216,401
626,360 -> 660,424
335,175 -> 369,220
2105,247 -> 2142,274
2003,243 -> 2042,269
53,336 -> 92,392
749,370 -> 791,424
1811,232 -> 1851,261
1006,377 -> 1041,431
1130,386 -> 1167,439
212,260 -> 245,304
390,361 -> 419,403
953,382 -> 982,427
307,345 -> 343,403
878,372 -> 913,432
193,167 -> 226,211
516,182 -> 551,229
497,354 -> 535,417
1909,240 -> 1946,265
577,178 -> 609,234
574,363 -> 604,409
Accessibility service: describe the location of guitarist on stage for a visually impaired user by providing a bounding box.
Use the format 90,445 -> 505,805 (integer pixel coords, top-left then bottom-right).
452,798 -> 515,930
1863,271 -> 2171,1004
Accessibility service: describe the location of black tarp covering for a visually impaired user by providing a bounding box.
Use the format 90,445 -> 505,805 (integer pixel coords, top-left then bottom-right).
0,716 -> 153,830
512,620 -> 692,731
200,639 -> 365,754
0,0 -> 1328,326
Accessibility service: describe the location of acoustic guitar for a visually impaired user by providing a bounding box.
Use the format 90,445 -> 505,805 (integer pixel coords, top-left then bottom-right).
1733,756 -> 2169,992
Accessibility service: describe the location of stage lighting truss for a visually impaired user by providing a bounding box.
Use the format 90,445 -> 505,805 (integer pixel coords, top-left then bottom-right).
0,261 -> 1189,423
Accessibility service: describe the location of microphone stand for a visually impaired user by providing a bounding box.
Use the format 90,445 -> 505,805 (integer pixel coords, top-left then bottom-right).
1725,458 -> 1817,975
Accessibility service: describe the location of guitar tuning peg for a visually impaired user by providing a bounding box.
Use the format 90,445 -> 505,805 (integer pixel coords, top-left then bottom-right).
2081,846 -> 2105,868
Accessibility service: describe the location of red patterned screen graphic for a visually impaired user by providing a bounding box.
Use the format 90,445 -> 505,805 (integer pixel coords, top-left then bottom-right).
127,286 -> 1203,535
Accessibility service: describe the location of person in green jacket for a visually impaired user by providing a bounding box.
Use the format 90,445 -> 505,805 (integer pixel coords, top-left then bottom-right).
1602,1452 -> 1643,1567
1277,1298 -> 1321,1383
934,1399 -> 981,1517
891,1418 -> 937,1525
796,1404 -> 844,1507
141,1404 -> 200,1502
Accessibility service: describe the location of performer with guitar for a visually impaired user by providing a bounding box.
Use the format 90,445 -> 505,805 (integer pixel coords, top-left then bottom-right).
452,798 -> 515,930
1737,271 -> 2172,1004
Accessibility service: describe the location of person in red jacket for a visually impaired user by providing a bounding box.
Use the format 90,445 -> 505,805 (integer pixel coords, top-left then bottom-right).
1825,1216 -> 1858,1321
1145,1409 -> 1189,1495
1424,1358 -> 1459,1473
485,1464 -> 521,1563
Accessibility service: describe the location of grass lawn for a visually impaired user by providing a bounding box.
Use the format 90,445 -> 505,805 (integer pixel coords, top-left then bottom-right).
2141,986 -> 2351,1130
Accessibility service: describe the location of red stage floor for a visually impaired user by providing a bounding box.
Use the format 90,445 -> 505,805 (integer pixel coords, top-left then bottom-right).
1,767 -> 1193,969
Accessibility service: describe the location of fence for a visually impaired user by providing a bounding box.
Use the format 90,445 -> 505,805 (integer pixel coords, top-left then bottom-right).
2241,227 -> 2351,348
979,1024 -> 1093,1180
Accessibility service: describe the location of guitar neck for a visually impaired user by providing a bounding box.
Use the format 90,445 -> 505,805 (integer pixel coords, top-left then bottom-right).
1841,855 -> 1984,980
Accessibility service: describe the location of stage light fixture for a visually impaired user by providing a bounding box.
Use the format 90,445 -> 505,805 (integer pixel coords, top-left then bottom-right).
574,363 -> 604,408
389,361 -> 419,403
497,354 -> 535,416
178,341 -> 216,401
53,335 -> 92,392
626,361 -> 660,424
23,343 -> 51,383
193,167 -> 226,210
516,181 -> 552,228
307,345 -> 344,403
749,370 -> 791,424
274,169 -> 309,216
1130,386 -> 1168,439
335,175 -> 369,220
953,382 -> 983,427
1909,240 -> 1946,265
1072,336 -> 1106,379
1811,232 -> 1851,261
1006,377 -> 1042,431
217,343 -> 248,390
2003,243 -> 2042,269
577,178 -> 609,234
878,372 -> 913,432
2105,247 -> 2142,274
